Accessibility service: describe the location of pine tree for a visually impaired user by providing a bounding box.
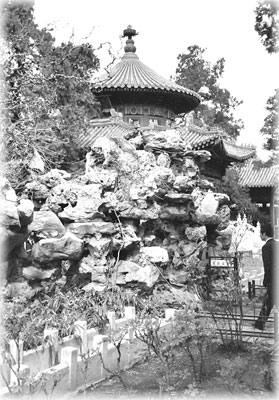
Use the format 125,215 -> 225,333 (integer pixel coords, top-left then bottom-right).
2,0 -> 101,189
175,45 -> 243,138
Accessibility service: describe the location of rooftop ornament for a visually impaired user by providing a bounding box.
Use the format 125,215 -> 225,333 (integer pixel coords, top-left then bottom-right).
122,25 -> 138,54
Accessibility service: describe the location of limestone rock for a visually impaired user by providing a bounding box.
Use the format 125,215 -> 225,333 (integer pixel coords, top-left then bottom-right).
58,184 -> 104,222
140,247 -> 169,264
0,178 -> 17,202
32,232 -> 84,264
114,260 -> 159,288
17,199 -> 34,226
185,226 -> 206,242
143,129 -> 189,155
118,203 -> 160,220
164,192 -> 193,204
83,281 -> 106,292
88,237 -> 112,259
159,203 -> 195,221
216,231 -> 233,250
182,157 -> 199,178
173,176 -> 196,193
1,200 -> 20,226
198,179 -> 215,190
67,221 -> 117,238
4,281 -> 34,299
86,169 -> 118,190
28,211 -> 66,239
112,224 -> 141,250
195,213 -> 221,226
184,150 -> 211,163
216,205 -> 231,231
24,181 -> 49,200
0,226 -> 29,260
22,266 -> 58,281
168,268 -> 189,285
78,255 -> 107,286
196,191 -> 219,216
38,169 -> 71,187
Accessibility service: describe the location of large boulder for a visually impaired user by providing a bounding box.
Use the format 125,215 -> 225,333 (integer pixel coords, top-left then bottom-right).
1,200 -> 20,226
87,237 -> 112,259
0,226 -> 29,260
159,203 -> 195,221
17,199 -> 34,226
0,178 -> 17,202
113,260 -> 159,289
67,221 -> 117,238
112,224 -> 141,251
140,246 -> 169,264
57,183 -> 104,222
22,266 -> 59,281
28,211 -> 66,239
185,226 -> 207,242
31,232 -> 84,264
173,176 -> 196,193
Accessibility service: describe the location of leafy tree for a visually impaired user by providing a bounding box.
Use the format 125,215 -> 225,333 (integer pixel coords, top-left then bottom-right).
259,89 -> 279,166
1,0 -> 101,190
220,165 -> 258,222
175,45 -> 244,138
254,0 -> 279,53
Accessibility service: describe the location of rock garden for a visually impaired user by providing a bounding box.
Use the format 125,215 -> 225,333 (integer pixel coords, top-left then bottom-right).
0,128 -> 277,398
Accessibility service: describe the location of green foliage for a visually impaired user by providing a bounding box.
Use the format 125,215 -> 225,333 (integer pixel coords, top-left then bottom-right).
254,0 -> 279,53
2,285 -> 139,351
175,45 -> 244,137
173,306 -> 217,384
260,89 -> 279,165
1,1 -> 101,189
220,165 -> 258,221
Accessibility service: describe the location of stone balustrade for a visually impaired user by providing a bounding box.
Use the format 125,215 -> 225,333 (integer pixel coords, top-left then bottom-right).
0,306 -> 175,397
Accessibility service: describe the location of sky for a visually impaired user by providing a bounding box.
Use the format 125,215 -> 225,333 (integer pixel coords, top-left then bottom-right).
33,0 -> 279,159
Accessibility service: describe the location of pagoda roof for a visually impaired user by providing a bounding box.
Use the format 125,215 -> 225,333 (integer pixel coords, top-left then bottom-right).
239,160 -> 279,187
92,26 -> 201,114
180,124 -> 256,161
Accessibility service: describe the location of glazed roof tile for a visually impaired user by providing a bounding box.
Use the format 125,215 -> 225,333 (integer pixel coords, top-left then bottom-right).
94,54 -> 201,99
79,117 -> 133,148
239,161 -> 279,187
180,125 -> 256,161
80,119 -> 255,162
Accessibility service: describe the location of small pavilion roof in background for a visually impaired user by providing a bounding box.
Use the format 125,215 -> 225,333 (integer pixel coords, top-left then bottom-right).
79,116 -> 134,148
239,159 -> 279,187
179,123 -> 256,161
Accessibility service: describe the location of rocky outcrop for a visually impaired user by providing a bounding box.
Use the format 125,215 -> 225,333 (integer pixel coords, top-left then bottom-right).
2,128 -> 234,295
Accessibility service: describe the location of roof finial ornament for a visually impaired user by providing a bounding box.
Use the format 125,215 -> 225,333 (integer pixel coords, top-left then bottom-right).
123,25 -> 138,53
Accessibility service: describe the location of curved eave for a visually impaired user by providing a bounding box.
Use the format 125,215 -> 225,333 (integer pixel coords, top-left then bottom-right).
92,54 -> 201,114
93,86 -> 200,114
239,164 -> 279,187
221,140 -> 256,161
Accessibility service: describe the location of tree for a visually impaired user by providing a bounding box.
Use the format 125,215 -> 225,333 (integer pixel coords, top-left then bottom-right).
175,45 -> 244,138
220,165 -> 258,222
254,0 -> 279,53
257,89 -> 279,166
1,0 -> 101,189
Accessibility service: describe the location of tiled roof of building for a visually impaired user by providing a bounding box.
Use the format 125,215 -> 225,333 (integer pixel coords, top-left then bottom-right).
79,119 -> 256,163
79,117 -> 134,148
239,160 -> 279,187
179,125 -> 256,161
94,54 -> 200,98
